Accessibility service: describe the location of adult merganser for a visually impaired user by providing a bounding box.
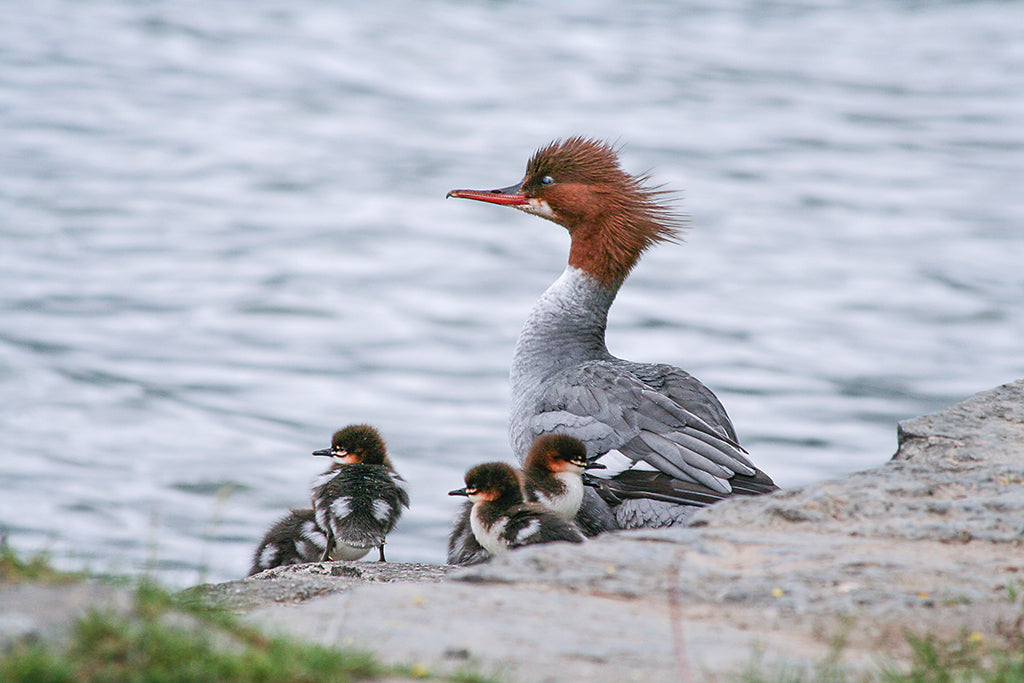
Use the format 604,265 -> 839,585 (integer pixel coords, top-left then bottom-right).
447,137 -> 778,529
248,508 -> 330,576
446,433 -> 603,566
448,461 -> 584,556
311,424 -> 409,562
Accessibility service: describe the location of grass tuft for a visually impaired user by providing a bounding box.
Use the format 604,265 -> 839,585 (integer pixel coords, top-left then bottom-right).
0,546 -> 494,683
0,542 -> 83,585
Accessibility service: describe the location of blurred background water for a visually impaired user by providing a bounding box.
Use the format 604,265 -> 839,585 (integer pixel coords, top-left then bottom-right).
1,0 -> 1022,586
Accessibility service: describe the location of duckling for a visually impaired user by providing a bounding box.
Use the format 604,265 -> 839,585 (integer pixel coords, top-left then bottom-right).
449,461 -> 584,557
248,508 -> 331,576
311,424 -> 409,562
522,433 -> 605,518
447,434 -> 601,565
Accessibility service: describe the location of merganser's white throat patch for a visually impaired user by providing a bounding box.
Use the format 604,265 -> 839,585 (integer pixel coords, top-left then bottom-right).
517,198 -> 555,220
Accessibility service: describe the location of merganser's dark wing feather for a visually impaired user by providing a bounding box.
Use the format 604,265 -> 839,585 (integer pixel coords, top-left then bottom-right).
525,360 -> 760,493
590,469 -> 779,508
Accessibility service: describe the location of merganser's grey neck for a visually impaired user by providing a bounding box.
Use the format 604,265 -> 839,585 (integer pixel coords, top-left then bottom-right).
510,266 -> 618,457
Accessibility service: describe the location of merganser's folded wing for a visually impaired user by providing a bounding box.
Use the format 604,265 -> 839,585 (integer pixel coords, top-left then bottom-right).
524,360 -> 767,494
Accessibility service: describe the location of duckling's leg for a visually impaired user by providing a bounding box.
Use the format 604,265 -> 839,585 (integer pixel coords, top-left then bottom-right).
320,529 -> 335,563
377,542 -> 386,562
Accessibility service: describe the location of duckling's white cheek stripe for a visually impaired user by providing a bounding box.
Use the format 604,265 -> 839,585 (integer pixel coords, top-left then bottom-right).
259,546 -> 276,568
372,499 -> 392,522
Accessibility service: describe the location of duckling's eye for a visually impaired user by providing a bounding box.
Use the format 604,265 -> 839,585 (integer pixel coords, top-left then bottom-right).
540,175 -> 554,186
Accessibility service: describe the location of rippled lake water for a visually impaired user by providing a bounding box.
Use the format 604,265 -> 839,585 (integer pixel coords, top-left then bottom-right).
2,0 -> 1022,585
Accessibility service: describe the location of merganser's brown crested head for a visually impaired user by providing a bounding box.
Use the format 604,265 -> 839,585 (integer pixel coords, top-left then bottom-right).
448,462 -> 524,506
524,434 -> 605,476
447,137 -> 684,287
313,424 -> 388,467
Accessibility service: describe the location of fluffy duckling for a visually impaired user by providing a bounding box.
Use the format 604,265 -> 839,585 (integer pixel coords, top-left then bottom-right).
248,508 -> 329,576
449,461 -> 584,557
311,424 -> 409,562
447,434 -> 600,565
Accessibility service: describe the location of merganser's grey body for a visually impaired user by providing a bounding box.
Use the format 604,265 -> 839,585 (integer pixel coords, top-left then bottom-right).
448,137 -> 778,531
509,265 -> 768,529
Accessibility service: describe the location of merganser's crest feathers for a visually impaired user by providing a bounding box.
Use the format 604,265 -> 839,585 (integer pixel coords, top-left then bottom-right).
524,137 -> 684,287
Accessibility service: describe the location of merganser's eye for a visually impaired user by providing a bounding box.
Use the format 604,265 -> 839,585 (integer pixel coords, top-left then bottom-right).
540,175 -> 554,186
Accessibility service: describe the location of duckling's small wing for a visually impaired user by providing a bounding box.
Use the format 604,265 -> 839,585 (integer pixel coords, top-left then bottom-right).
505,507 -> 585,549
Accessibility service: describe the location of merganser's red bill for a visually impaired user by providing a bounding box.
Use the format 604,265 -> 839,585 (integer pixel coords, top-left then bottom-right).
446,184 -> 528,206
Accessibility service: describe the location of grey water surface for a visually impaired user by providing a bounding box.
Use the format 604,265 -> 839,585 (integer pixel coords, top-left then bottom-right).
1,0 -> 1022,585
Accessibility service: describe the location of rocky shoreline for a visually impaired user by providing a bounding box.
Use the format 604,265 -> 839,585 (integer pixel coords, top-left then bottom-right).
193,379 -> 1024,681
5,380 -> 1024,681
